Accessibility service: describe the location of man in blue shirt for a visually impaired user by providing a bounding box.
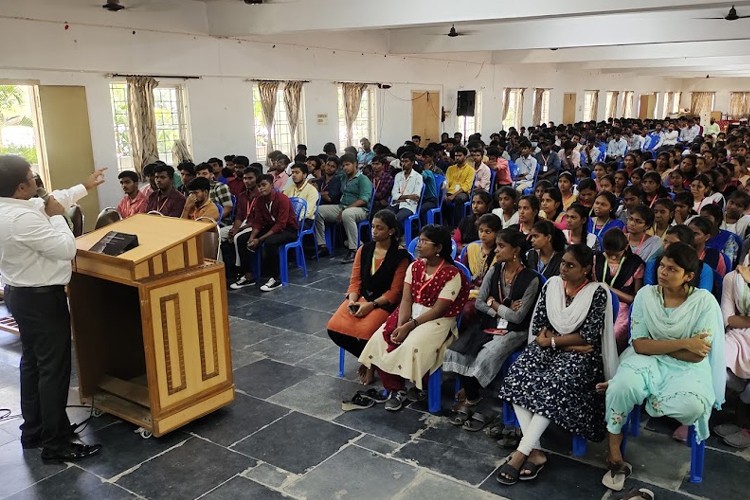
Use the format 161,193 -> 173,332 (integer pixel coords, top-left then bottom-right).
357,138 -> 375,170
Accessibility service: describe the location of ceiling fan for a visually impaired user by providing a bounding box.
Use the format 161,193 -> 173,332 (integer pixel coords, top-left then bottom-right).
445,24 -> 471,37
102,0 -> 125,11
699,5 -> 750,21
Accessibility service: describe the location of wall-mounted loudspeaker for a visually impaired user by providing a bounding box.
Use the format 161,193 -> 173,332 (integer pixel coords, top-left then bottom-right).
457,90 -> 476,117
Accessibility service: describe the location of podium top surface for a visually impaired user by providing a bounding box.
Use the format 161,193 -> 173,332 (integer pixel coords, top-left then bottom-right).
75,214 -> 212,264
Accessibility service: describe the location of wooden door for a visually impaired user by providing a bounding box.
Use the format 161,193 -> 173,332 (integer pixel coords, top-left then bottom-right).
412,91 -> 440,145
563,93 -> 577,123
638,95 -> 650,119
37,85 -> 100,231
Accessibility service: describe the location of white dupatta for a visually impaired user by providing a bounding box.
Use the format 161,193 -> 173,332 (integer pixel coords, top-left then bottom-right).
527,276 -> 619,380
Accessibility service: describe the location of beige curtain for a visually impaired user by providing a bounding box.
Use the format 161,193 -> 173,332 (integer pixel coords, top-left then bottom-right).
284,81 -> 304,157
258,81 -> 280,152
501,88 -> 512,128
664,91 -> 674,117
532,88 -> 545,125
730,92 -> 750,119
171,139 -> 191,164
690,92 -> 714,116
590,90 -> 599,121
516,88 -> 526,129
623,91 -> 635,118
126,76 -> 159,172
342,83 -> 368,147
607,91 -> 620,119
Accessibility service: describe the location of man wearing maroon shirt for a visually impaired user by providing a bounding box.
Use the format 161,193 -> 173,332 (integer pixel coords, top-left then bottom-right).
229,174 -> 298,292
146,164 -> 185,217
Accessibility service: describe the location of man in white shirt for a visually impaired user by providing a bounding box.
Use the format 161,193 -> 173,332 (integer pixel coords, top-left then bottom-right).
0,155 -> 104,462
626,128 -> 644,152
679,118 -> 700,143
387,151 -> 423,224
514,141 -> 538,193
705,117 -> 721,137
469,147 -> 492,191
659,123 -> 679,150
606,130 -> 628,161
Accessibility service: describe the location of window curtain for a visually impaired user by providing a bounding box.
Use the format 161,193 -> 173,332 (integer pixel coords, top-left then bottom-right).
607,91 -> 620,119
342,82 -> 368,147
171,139 -> 191,165
532,88 -> 545,125
258,81 -> 280,153
516,88 -> 526,129
730,92 -> 750,119
126,76 -> 159,173
664,91 -> 674,117
690,92 -> 714,116
623,91 -> 634,118
590,91 -> 599,121
284,81 -> 304,157
501,88 -> 512,128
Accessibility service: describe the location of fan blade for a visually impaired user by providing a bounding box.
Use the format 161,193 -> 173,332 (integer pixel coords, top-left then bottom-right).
696,17 -> 728,19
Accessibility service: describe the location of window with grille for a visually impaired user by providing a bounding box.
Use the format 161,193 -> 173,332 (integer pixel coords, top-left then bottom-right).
583,91 -> 596,122
457,91 -> 481,136
109,82 -> 190,172
338,86 -> 375,152
502,89 -> 521,130
253,85 -> 306,161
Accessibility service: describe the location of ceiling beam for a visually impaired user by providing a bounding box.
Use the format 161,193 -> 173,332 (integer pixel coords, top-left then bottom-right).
205,0 -> 742,36
578,55 -> 750,70
388,10 -> 750,53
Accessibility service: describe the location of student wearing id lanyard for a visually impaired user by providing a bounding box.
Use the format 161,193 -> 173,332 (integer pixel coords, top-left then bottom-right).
625,205 -> 663,264
146,163 -> 186,217
220,166 -> 261,280
283,162 -> 319,230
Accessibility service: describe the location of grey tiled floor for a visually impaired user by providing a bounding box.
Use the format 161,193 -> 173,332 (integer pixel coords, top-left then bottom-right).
0,259 -> 748,499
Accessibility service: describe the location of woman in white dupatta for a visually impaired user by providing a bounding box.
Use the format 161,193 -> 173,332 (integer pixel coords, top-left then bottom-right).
602,242 -> 725,492
498,244 -> 618,486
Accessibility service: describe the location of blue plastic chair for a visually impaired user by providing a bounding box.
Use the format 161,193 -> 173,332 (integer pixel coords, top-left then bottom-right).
404,183 -> 426,245
426,182 -> 446,225
356,189 -> 377,248
301,195 -> 321,261
407,237 -> 457,260
215,202 -> 224,222
454,261 -> 472,281
254,197 -> 307,286
462,184 -> 476,217
229,194 -> 237,223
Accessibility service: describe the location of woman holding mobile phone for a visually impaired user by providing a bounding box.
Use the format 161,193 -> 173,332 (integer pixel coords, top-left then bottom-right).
327,210 -> 411,385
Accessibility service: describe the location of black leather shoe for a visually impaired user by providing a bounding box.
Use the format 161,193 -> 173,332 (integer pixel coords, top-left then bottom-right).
41,442 -> 102,463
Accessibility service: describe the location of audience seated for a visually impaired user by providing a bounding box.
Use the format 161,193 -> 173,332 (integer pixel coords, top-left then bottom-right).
116,170 -> 148,219
357,225 -> 470,411
626,205 -> 662,263
513,141 -> 537,193
315,156 -> 343,206
492,187 -> 519,229
140,162 -> 157,197
386,151 -> 423,224
527,220 -> 565,279
314,153 -> 373,263
229,174 -> 298,292
444,146 -> 476,224
589,191 -> 625,244
177,162 -> 196,195
368,155 -> 394,214
510,195 -> 540,236
445,229 -> 541,425
146,164 -> 185,217
689,216 -> 728,277
602,243 -> 724,492
557,172 -> 577,210
221,166 -> 261,279
327,210 -> 411,386
195,162 -> 233,223
181,177 -> 220,222
498,244 -> 618,485
282,162 -> 319,230
470,147 -> 492,191
416,149 -> 439,220
575,178 -> 598,209
453,190 -> 492,251
227,155 -> 250,197
539,188 -> 565,226
701,203 -> 740,266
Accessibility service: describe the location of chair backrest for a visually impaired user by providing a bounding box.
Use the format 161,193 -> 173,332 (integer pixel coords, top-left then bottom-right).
69,205 -> 84,236
459,240 -> 480,263
147,210 -> 164,216
414,182 -> 426,213
435,174 -> 446,193
366,188 -> 376,215
288,197 -> 308,238
195,217 -> 220,260
94,207 -> 122,230
408,237 -> 419,259
508,161 -> 518,180
229,194 -> 237,222
215,202 -> 224,221
488,169 -> 497,194
454,261 -> 472,282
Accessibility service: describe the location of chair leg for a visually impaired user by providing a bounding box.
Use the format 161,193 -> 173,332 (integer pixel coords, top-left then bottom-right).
279,247 -> 289,286
297,246 -> 307,277
338,347 -> 345,378
454,377 -> 461,397
253,248 -> 262,279
502,400 -> 519,427
688,425 -> 705,484
572,434 -> 588,457
427,368 -> 442,414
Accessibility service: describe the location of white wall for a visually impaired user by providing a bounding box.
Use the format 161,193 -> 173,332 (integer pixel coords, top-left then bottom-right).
0,7 -> 680,207
679,77 -> 750,117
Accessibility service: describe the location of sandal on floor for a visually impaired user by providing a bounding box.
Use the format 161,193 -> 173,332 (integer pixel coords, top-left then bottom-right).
497,427 -> 522,449
723,428 -> 750,449
462,411 -> 495,432
359,388 -> 389,404
486,419 -> 504,439
601,461 -> 632,492
450,397 -> 481,412
617,487 -> 654,500
714,422 -> 742,438
519,458 -> 546,481
496,456 -> 521,486
341,392 -> 375,411
449,407 -> 474,426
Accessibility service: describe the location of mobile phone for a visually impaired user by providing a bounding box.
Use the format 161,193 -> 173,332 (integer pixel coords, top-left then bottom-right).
483,328 -> 508,336
348,303 -> 359,314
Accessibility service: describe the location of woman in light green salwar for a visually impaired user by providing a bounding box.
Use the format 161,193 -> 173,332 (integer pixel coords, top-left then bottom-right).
600,242 -> 725,492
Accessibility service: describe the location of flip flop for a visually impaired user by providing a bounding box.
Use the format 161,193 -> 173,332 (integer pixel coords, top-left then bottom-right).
486,419 -> 505,439
714,422 -> 742,438
617,488 -> 654,500
497,427 -> 522,449
601,461 -> 632,492
449,407 -> 473,426
450,397 -> 481,412
496,456 -> 521,486
341,392 -> 375,411
723,428 -> 750,449
519,458 -> 546,481
359,388 -> 389,404
462,411 -> 495,432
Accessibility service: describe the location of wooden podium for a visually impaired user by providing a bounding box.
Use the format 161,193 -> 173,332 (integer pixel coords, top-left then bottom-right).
69,214 -> 234,437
